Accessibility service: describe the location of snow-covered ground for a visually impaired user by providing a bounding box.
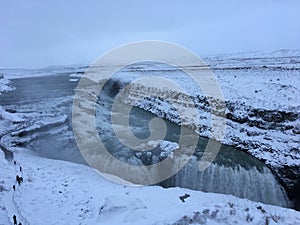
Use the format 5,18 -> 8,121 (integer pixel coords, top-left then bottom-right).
0,146 -> 299,225
0,49 -> 300,224
1,107 -> 298,225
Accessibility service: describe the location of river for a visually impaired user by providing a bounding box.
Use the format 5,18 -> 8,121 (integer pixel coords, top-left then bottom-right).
0,74 -> 290,208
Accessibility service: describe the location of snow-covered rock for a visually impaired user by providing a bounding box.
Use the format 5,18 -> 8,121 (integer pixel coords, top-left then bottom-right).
160,140 -> 179,159
0,74 -> 15,95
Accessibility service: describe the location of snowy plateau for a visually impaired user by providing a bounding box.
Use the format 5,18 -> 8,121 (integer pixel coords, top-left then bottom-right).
0,49 -> 300,225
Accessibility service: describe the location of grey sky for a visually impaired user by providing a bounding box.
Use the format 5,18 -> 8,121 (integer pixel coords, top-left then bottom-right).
1,0 -> 300,68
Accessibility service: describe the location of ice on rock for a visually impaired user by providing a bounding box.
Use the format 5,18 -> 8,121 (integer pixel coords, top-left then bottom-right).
0,74 -> 15,95
160,140 -> 179,158
134,140 -> 179,163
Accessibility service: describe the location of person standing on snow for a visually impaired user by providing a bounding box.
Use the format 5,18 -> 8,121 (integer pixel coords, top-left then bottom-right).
12,215 -> 17,225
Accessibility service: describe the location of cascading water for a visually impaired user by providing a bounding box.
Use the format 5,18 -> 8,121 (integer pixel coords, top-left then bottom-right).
160,157 -> 289,207
94,81 -> 290,207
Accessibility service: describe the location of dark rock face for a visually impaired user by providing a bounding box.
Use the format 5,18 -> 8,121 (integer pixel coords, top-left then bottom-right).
225,102 -> 298,131
291,180 -> 300,211
276,166 -> 300,211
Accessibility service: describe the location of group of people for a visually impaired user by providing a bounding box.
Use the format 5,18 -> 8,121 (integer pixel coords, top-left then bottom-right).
12,161 -> 23,225
16,175 -> 23,186
13,161 -> 23,190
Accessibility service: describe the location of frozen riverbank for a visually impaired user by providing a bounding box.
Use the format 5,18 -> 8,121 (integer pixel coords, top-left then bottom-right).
101,50 -> 299,201
1,103 -> 298,224
0,74 -> 15,95
0,75 -> 292,208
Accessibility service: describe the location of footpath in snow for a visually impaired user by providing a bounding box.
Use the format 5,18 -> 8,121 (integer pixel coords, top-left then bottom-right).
0,147 -> 300,225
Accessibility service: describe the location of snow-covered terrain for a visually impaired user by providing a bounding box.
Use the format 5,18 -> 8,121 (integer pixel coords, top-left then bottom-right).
0,145 -> 299,225
0,49 -> 300,224
98,49 -> 299,194
1,106 -> 298,225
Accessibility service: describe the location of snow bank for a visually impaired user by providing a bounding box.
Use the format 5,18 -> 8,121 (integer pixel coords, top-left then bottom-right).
0,74 -> 15,95
0,148 -> 299,225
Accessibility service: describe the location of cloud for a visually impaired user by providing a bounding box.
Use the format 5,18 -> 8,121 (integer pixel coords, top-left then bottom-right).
1,0 -> 300,68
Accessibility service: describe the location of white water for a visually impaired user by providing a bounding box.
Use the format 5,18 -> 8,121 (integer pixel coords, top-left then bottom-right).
161,157 -> 289,207
93,96 -> 290,207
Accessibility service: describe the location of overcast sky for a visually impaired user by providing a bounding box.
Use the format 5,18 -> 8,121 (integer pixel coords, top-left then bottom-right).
1,0 -> 300,68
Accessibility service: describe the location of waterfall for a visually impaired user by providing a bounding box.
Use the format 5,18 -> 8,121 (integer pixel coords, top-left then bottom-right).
12,75 -> 290,209
161,156 -> 290,207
